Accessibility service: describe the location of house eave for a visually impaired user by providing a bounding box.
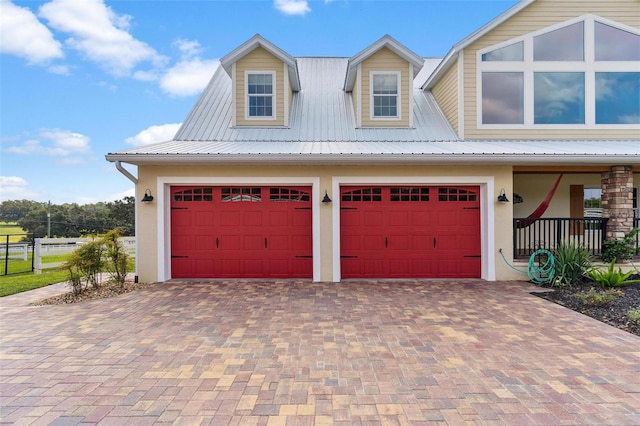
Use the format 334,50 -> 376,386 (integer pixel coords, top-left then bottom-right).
422,0 -> 536,90
106,152 -> 640,167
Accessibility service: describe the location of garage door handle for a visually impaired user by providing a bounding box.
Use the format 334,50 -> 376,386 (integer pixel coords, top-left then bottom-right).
265,237 -> 268,248
434,237 -> 436,248
385,237 -> 388,248
216,237 -> 219,248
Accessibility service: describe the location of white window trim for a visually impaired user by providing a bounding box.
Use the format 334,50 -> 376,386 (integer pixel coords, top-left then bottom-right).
245,70 -> 277,121
370,71 -> 401,121
476,14 -> 640,130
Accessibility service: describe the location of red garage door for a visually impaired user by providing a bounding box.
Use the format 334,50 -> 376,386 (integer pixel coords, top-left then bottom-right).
340,186 -> 481,279
171,186 -> 312,279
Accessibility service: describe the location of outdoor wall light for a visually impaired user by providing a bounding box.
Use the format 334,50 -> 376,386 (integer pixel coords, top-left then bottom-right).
497,189 -> 509,203
322,190 -> 332,203
141,189 -> 154,203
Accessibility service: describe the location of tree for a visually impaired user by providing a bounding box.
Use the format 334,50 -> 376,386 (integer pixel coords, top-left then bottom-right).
0,200 -> 43,222
10,197 -> 135,238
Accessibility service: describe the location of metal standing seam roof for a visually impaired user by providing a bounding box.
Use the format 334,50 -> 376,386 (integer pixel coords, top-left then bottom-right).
106,56 -> 640,166
169,57 -> 458,143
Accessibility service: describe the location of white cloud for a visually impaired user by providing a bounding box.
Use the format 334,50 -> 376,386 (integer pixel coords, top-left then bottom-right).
125,123 -> 182,147
274,0 -> 311,15
0,0 -> 63,64
38,0 -> 166,76
159,58 -> 218,97
0,176 -> 39,201
107,187 -> 135,202
5,129 -> 90,158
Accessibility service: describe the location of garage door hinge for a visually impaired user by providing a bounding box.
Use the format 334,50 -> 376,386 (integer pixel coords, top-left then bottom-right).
294,207 -> 312,210
295,255 -> 313,258
171,255 -> 188,259
340,207 -> 357,210
340,255 -> 358,259
464,255 -> 482,258
463,207 -> 480,210
171,207 -> 188,210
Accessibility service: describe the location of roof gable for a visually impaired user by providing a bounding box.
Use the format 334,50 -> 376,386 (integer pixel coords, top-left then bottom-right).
220,34 -> 301,91
422,0 -> 535,90
344,34 -> 424,91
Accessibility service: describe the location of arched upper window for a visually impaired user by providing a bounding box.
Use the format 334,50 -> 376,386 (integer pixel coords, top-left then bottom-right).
477,15 -> 640,128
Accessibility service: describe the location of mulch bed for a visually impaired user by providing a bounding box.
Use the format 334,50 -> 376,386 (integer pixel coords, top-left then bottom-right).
30,280 -> 152,306
534,276 -> 640,337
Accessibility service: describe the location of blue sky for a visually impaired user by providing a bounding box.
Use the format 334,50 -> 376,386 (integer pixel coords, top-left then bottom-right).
0,0 -> 519,205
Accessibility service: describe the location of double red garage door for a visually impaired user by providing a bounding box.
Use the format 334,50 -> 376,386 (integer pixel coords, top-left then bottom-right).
170,185 -> 481,279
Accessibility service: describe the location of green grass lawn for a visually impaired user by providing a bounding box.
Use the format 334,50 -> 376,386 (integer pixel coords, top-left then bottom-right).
0,222 -> 28,243
0,269 -> 70,297
0,258 -> 136,297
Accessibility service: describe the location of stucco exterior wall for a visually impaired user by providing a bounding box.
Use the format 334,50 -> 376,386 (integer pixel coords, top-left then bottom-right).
135,164 -> 514,283
461,0 -> 640,139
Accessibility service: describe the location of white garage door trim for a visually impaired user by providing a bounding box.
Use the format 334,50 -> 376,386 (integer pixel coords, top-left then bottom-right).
156,176 -> 321,282
331,176 -> 495,282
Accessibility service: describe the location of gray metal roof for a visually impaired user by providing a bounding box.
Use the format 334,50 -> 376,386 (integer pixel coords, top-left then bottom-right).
170,57 -> 457,143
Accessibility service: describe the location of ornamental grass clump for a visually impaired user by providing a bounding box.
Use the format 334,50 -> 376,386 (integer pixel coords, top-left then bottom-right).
553,243 -> 593,287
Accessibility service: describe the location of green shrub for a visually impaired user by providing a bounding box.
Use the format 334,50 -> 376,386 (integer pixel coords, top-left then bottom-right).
102,229 -> 129,288
553,243 -> 593,286
601,228 -> 639,263
629,308 -> 640,325
62,240 -> 104,294
575,287 -> 623,306
588,260 -> 640,288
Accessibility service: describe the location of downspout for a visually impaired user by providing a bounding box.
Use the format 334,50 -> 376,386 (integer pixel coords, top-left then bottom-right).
115,160 -> 138,184
114,161 -> 140,283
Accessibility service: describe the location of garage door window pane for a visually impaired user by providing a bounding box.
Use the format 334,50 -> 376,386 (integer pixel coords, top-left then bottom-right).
270,188 -> 310,202
173,187 -> 213,202
438,188 -> 478,202
390,187 -> 430,202
222,187 -> 262,202
342,188 -> 382,202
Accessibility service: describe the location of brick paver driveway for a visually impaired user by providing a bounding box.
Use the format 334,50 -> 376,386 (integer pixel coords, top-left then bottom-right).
1,280 -> 639,425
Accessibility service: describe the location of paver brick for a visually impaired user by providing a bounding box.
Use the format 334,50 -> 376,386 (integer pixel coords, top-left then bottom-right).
1,280 -> 639,424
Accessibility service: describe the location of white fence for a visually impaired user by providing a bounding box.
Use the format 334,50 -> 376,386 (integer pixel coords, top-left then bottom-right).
34,237 -> 135,273
0,243 -> 29,261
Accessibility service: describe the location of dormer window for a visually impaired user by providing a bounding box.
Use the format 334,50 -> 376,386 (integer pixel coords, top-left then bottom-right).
246,72 -> 275,119
371,72 -> 400,119
478,15 -> 640,128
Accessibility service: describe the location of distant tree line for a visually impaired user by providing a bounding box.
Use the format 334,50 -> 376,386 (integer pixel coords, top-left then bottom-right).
0,198 -> 135,238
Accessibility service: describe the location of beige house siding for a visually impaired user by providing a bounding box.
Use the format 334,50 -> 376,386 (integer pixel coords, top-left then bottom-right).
235,46 -> 287,127
431,58 -> 459,134
134,164 -> 513,283
359,48 -> 412,127
462,0 -> 640,139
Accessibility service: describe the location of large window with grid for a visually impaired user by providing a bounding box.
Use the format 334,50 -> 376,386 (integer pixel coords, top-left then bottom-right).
478,15 -> 639,128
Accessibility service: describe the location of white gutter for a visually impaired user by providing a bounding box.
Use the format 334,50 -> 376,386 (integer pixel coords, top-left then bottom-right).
115,160 -> 138,184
